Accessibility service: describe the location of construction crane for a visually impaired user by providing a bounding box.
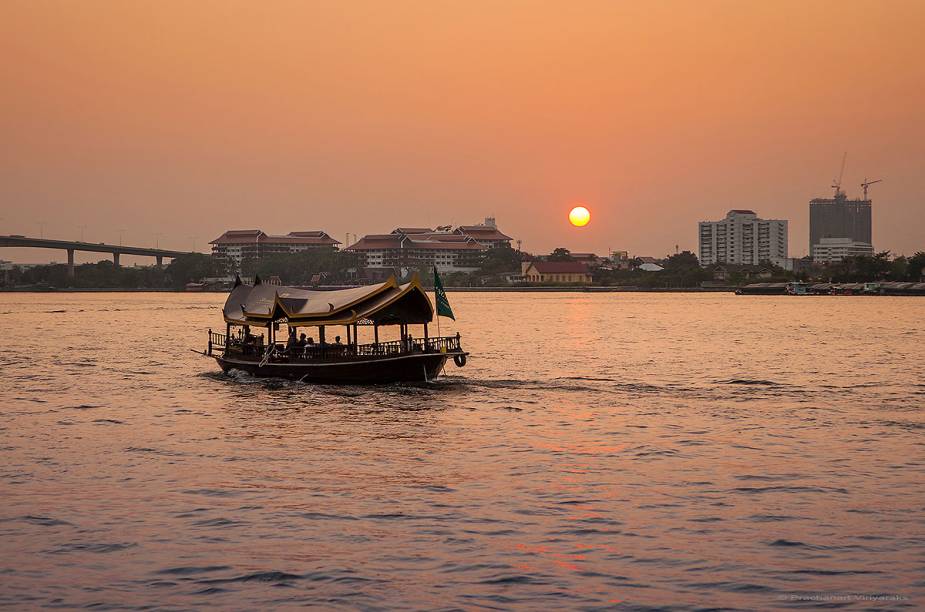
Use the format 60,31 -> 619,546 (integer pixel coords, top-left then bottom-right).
861,178 -> 882,201
831,152 -> 848,197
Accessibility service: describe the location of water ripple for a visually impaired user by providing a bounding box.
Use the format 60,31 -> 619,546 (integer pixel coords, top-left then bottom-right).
1,292 -> 922,609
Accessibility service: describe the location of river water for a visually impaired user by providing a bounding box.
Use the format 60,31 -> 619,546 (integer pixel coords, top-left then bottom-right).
1,292 -> 923,610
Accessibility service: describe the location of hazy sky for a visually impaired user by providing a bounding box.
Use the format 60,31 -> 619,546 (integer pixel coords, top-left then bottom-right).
2,0 -> 924,264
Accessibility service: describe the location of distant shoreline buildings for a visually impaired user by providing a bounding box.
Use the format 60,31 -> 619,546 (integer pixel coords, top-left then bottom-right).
346,218 -> 512,273
210,229 -> 340,267
210,218 -> 513,274
520,260 -> 592,284
697,176 -> 881,268
811,237 -> 875,263
698,210 -> 789,268
809,192 -> 873,263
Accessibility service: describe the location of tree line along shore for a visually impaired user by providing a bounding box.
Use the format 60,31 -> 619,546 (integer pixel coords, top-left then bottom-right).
2,247 -> 923,291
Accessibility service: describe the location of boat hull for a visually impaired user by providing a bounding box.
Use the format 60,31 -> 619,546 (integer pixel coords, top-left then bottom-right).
215,351 -> 456,384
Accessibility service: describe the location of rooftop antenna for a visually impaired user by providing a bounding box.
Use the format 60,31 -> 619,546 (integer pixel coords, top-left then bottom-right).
831,152 -> 847,197
861,178 -> 882,201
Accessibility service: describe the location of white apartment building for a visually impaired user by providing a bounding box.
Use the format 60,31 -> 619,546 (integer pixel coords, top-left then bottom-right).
699,210 -> 788,267
812,237 -> 874,263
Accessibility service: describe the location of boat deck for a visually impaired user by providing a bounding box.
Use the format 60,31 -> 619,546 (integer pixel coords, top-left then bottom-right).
209,332 -> 464,364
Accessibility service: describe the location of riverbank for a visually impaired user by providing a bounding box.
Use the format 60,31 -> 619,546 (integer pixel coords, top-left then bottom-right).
447,286 -> 736,292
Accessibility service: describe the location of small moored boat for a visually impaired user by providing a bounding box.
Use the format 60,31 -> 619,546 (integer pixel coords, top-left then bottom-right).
205,272 -> 467,383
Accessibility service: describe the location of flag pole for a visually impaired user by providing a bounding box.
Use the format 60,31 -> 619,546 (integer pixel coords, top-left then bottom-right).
434,266 -> 441,339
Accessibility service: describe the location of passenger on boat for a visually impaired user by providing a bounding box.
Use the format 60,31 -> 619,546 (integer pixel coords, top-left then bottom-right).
300,337 -> 315,358
239,326 -> 259,355
297,333 -> 308,348
334,336 -> 342,344
285,329 -> 298,353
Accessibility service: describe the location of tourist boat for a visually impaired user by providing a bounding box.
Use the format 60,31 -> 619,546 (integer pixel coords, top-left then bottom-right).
204,274 -> 468,383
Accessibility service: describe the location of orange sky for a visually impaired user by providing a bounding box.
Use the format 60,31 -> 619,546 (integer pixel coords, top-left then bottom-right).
1,0 -> 923,263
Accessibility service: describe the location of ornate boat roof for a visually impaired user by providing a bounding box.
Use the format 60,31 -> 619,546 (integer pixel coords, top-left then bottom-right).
222,274 -> 433,326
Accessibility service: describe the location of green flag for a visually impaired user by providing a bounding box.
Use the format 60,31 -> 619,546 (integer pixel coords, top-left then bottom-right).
433,266 -> 455,320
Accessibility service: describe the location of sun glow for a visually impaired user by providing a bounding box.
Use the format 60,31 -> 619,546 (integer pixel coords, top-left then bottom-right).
569,206 -> 591,227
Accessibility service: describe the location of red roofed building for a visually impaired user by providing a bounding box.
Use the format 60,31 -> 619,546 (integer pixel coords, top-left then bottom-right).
454,217 -> 512,249
347,230 -> 484,273
521,260 -> 592,284
391,227 -> 432,235
347,218 -> 514,273
210,229 -> 339,267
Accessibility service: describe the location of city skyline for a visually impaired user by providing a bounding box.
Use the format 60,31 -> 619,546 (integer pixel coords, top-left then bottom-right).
0,178 -> 911,266
2,1 -> 924,264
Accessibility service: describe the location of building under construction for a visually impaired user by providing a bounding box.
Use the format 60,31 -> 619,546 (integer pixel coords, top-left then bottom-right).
809,193 -> 872,254
809,158 -> 879,262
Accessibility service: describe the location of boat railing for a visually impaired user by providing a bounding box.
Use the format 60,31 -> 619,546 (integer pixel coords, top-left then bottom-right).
220,333 -> 462,362
207,329 -> 226,356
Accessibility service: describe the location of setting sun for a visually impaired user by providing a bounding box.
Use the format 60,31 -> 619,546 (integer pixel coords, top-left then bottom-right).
568,206 -> 591,227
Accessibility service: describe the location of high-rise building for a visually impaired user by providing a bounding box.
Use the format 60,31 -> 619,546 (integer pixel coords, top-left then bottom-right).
698,210 -> 788,267
809,193 -> 872,258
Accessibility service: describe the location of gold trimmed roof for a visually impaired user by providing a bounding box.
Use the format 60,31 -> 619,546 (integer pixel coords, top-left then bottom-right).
222,274 -> 434,326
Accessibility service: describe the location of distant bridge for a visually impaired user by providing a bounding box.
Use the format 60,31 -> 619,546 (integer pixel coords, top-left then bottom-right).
0,235 -> 191,278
